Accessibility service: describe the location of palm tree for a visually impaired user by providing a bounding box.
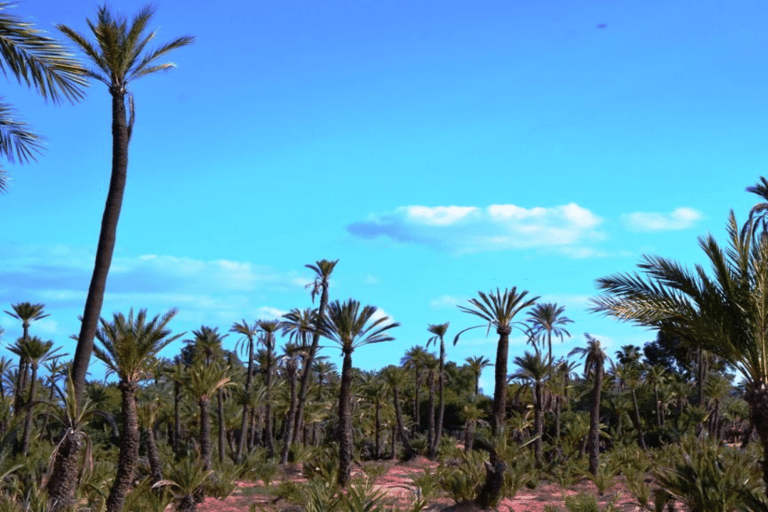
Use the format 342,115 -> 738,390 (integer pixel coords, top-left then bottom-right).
645,364 -> 668,427
381,365 -> 414,459
401,345 -> 429,434
426,322 -> 449,457
613,345 -> 646,449
184,362 -> 232,472
526,302 -> 573,377
0,3 -> 86,192
257,319 -> 281,458
455,287 -> 538,509
5,302 -> 48,414
320,298 -> 398,486
511,351 -> 548,465
422,353 -> 439,459
295,259 -> 338,443
465,355 -> 492,396
590,207 -> 768,492
281,308 -> 314,446
93,308 -> 180,512
570,334 -> 608,476
230,320 -> 257,462
50,10 -> 191,507
13,335 -> 57,456
359,371 -> 390,459
277,342 -> 303,464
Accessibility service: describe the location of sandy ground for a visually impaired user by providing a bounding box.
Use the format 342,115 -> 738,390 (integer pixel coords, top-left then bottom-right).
195,456 -> 666,511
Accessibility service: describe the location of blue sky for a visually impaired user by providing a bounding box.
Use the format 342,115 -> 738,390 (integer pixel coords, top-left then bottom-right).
0,0 -> 766,392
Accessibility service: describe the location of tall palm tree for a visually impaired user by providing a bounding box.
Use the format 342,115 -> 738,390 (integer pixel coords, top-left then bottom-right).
465,355 -> 492,396
526,302 -> 573,377
93,308 -> 180,512
511,351 -> 548,465
5,302 -> 48,414
277,342 -> 303,464
401,345 -> 429,434
257,319 -> 281,458
50,10 -> 191,507
320,298 -> 398,486
295,259 -> 337,442
422,353 -> 439,459
455,287 -> 538,508
613,345 -> 646,449
570,334 -> 608,476
281,307 -> 314,445
230,320 -> 257,462
426,322 -> 449,457
0,3 -> 86,192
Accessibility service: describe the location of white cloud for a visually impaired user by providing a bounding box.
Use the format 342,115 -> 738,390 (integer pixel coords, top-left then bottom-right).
363,275 -> 380,285
622,207 -> 704,232
347,203 -> 606,256
430,295 -> 463,309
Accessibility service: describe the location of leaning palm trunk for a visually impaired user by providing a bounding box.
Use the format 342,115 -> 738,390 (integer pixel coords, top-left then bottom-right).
391,386 -> 414,458
105,381 -> 139,512
427,372 -> 436,459
533,380 -> 543,465
280,366 -> 298,464
48,74 -> 129,512
217,389 -> 226,465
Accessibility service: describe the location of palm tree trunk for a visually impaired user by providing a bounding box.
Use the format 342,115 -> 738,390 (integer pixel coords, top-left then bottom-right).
746,383 -> 768,497
630,388 -> 647,450
105,381 -> 139,512
337,349 -> 353,487
475,328 -> 510,509
293,283 -> 330,444
588,366 -> 603,476
144,426 -> 162,483
49,88 -> 129,511
20,363 -> 38,456
392,386 -> 414,459
435,342 -> 445,455
237,335 -> 254,461
173,381 -> 181,453
264,354 -> 274,458
427,372 -> 436,459
280,366 -> 298,464
374,401 -> 381,459
533,380 -> 543,465
13,357 -> 28,415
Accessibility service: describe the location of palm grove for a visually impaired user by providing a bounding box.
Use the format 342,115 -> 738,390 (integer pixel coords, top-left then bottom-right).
3,3 -> 768,512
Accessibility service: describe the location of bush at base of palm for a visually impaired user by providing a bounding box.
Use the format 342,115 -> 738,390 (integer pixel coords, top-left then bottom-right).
653,435 -> 764,512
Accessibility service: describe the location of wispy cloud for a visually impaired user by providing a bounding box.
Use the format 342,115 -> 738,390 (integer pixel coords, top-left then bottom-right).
0,245 -> 301,339
347,203 -> 606,256
622,207 -> 704,232
429,295 -> 463,309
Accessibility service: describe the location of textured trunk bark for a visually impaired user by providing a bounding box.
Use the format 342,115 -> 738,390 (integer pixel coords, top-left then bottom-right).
745,382 -> 768,497
106,381 -> 139,512
475,327 -> 510,509
337,349 -> 353,487
392,387 -> 414,459
46,429 -> 83,512
264,352 -> 274,458
49,88 -> 129,509
145,426 -> 162,483
237,334 -> 254,462
13,357 -> 28,416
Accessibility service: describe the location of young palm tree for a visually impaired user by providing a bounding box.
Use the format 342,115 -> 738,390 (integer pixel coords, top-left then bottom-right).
455,287 -> 538,508
5,302 -> 48,414
13,335 -> 57,456
511,351 -> 548,465
320,298 -> 399,486
465,355 -> 492,396
570,335 -> 609,476
50,10 -> 192,508
526,302 -> 573,377
295,259 -> 338,442
184,362 -> 232,472
426,322 -> 449,457
93,308 -> 181,512
0,3 -> 86,192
